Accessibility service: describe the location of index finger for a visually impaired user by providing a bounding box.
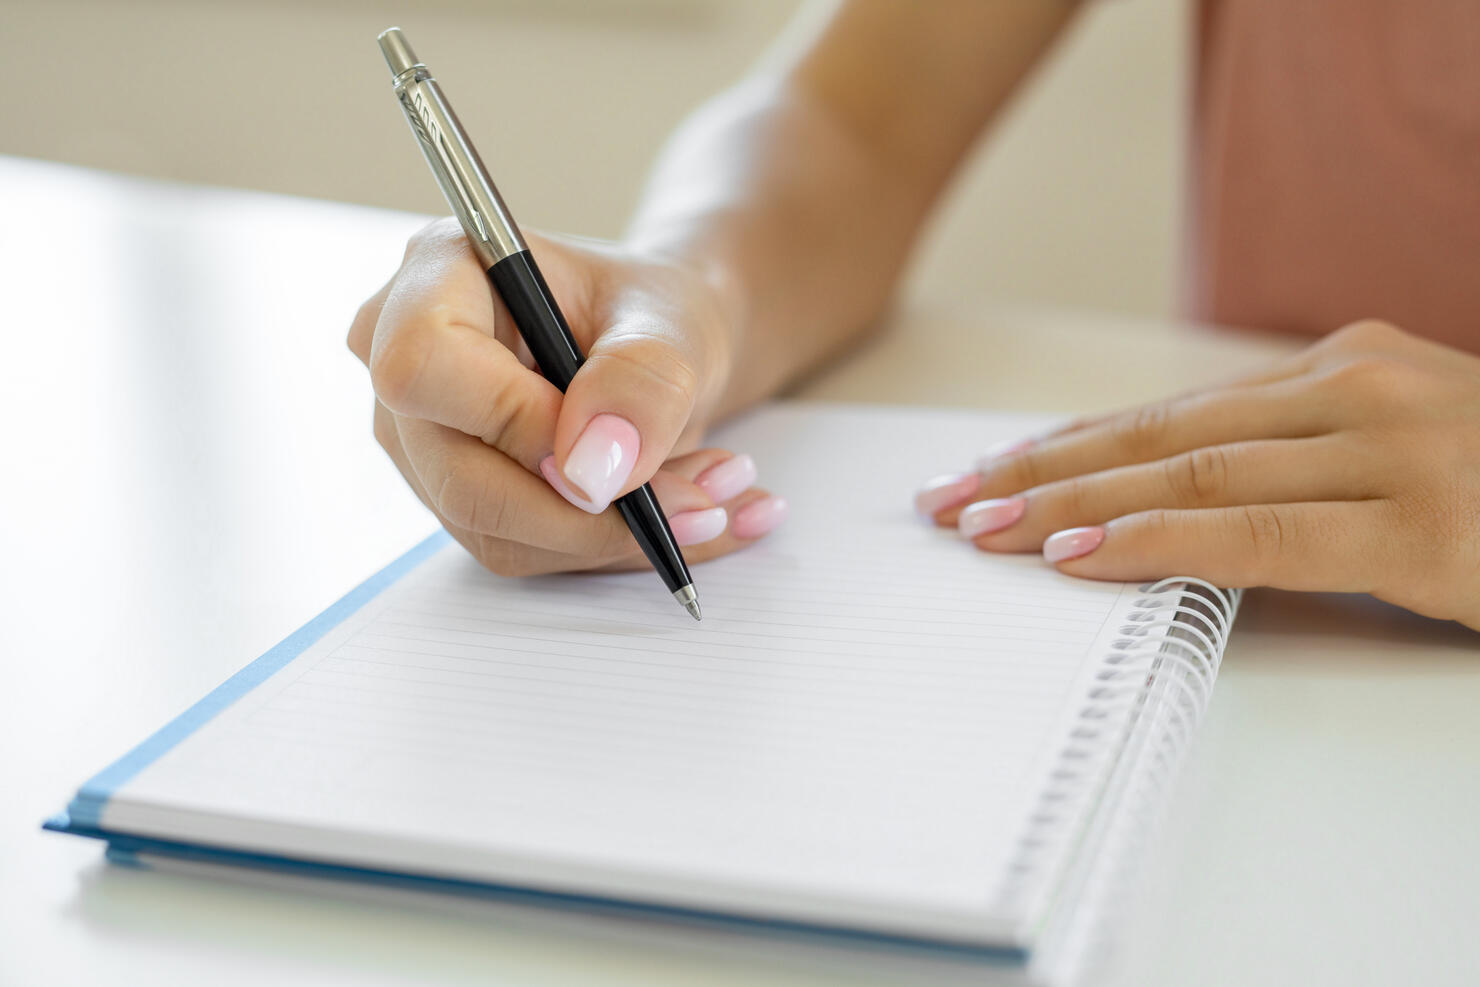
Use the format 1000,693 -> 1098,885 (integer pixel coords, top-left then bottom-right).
1025,348 -> 1320,449
370,225 -> 564,471
926,377 -> 1340,526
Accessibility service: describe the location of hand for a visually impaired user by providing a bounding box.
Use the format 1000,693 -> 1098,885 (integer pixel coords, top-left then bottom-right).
915,320 -> 1480,629
347,219 -> 787,577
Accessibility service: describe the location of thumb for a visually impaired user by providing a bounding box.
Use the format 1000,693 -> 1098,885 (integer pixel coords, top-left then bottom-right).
549,312 -> 704,514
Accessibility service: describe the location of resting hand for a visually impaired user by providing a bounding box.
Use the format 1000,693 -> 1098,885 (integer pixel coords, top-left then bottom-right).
348,219 -> 785,577
915,320 -> 1480,629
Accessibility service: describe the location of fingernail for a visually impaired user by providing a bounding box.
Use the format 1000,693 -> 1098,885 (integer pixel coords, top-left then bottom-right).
539,455 -> 600,513
1043,526 -> 1106,563
914,473 -> 978,518
732,495 -> 788,539
668,507 -> 728,546
958,497 -> 1027,538
695,453 -> 758,504
560,413 -> 641,514
975,437 -> 1034,473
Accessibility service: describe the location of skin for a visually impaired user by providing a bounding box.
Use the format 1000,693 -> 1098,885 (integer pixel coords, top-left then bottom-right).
349,0 -> 1076,575
349,0 -> 1480,630
346,226 -> 775,576
927,320 -> 1480,630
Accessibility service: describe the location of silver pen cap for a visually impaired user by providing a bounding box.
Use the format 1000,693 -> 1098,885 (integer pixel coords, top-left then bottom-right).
377,27 -> 526,268
377,27 -> 421,78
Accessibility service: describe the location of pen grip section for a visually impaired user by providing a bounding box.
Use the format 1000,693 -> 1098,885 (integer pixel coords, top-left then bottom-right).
486,250 -> 584,391
489,249 -> 691,594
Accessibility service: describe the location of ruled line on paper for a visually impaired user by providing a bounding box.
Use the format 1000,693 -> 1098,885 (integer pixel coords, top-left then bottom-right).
381,598 -> 1103,644
354,625 -> 1088,668
402,566 -> 1120,614
269,677 -> 1061,740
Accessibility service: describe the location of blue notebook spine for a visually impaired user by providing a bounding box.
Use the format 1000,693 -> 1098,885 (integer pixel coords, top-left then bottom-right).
56,531 -> 452,829
44,814 -> 1029,964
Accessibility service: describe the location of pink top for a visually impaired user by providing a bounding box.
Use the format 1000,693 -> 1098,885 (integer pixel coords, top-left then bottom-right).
1187,0 -> 1480,350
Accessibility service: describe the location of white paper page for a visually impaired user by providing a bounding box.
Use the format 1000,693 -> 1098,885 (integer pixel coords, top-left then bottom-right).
107,404 -> 1141,945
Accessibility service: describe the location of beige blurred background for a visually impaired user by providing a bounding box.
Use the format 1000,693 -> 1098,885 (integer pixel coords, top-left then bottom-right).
1,0 -> 1187,317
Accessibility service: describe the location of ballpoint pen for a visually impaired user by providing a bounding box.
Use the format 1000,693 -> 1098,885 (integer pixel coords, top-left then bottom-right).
376,27 -> 701,621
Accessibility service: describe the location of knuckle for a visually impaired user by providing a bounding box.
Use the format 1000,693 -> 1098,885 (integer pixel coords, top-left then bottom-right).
434,466 -> 477,530
590,518 -> 639,561
347,299 -> 377,359
477,381 -> 534,448
989,448 -> 1046,492
1330,318 -> 1402,349
1055,474 -> 1098,517
369,329 -> 433,411
371,402 -> 397,453
435,464 -> 504,535
475,537 -> 543,579
1168,446 -> 1229,503
992,452 -> 1028,491
1110,402 -> 1172,455
599,334 -> 700,409
1012,450 -> 1048,490
1240,504 -> 1289,565
405,216 -> 464,258
1325,356 -> 1416,404
1136,507 -> 1175,539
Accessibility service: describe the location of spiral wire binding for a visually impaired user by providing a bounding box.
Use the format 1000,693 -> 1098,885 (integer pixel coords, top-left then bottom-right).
991,578 -> 1240,985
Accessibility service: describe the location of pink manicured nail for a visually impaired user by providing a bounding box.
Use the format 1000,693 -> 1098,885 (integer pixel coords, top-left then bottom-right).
668,507 -> 728,546
975,437 -> 1034,472
559,413 -> 641,514
695,454 -> 757,504
732,496 -> 788,539
958,497 -> 1027,538
540,455 -> 599,513
1043,526 -> 1106,563
914,473 -> 978,517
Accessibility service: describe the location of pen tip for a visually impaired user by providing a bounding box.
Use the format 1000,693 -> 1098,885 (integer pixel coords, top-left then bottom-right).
673,584 -> 701,621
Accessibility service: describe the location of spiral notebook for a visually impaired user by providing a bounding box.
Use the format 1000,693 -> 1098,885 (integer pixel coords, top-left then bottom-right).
45,402 -> 1238,982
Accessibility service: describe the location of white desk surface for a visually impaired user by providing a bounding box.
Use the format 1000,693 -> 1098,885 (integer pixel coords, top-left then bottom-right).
3,155 -> 1477,986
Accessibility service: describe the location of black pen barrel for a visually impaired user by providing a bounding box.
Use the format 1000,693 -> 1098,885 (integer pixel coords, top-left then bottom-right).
384,27 -> 699,617
487,250 -> 584,390
614,487 -> 692,594
486,250 -> 694,596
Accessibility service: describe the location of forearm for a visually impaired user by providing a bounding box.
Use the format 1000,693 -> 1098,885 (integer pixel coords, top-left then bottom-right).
623,0 -> 1082,419
625,79 -> 923,417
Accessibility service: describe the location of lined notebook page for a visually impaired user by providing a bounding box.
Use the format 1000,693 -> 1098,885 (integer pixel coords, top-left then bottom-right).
109,404 -> 1141,944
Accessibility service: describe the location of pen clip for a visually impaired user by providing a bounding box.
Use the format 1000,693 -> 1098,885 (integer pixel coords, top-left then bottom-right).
399,86 -> 494,245
382,28 -> 526,268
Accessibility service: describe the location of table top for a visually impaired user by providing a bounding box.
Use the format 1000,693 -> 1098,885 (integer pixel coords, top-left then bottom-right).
3,155 -> 1477,987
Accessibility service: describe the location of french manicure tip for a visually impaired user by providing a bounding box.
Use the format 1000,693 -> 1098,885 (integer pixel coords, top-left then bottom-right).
732,495 -> 788,539
538,455 -> 602,514
563,413 -> 641,513
914,473 -> 977,517
696,453 -> 759,503
669,506 -> 728,546
1043,526 -> 1106,563
958,496 -> 1027,538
